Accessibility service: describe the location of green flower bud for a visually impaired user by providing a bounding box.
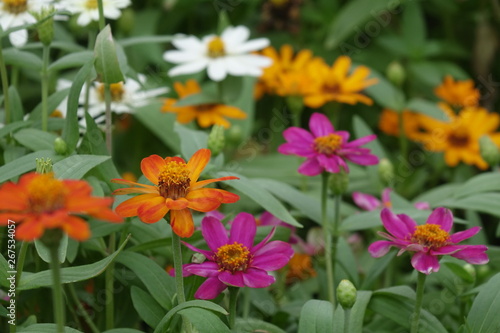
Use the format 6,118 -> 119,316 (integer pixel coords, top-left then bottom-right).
378,158 -> 394,186
386,61 -> 406,87
479,135 -> 500,167
40,228 -> 63,249
35,158 -> 53,174
328,170 -> 349,195
337,279 -> 357,309
226,125 -> 242,144
32,7 -> 55,46
54,137 -> 68,155
207,125 -> 225,157
462,263 -> 476,281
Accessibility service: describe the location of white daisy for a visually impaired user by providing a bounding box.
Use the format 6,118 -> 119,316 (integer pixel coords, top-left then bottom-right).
0,0 -> 53,46
62,0 -> 131,26
163,25 -> 272,82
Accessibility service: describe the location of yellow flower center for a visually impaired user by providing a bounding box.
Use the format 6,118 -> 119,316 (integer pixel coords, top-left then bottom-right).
411,224 -> 450,248
215,242 -> 251,272
314,133 -> 343,155
157,161 -> 191,200
27,173 -> 67,213
85,0 -> 98,9
448,127 -> 470,147
97,82 -> 125,102
3,0 -> 27,14
207,37 -> 225,58
50,110 -> 63,118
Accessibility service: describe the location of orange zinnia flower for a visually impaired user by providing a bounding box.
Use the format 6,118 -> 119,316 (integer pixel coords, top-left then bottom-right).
161,80 -> 247,129
303,56 -> 378,108
378,108 -> 424,140
286,253 -> 317,284
112,149 -> 239,238
0,172 -> 122,241
434,75 -> 480,108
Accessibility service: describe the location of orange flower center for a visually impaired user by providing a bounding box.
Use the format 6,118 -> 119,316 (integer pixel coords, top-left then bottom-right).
195,104 -> 216,112
411,224 -> 450,248
215,242 -> 251,273
50,110 -> 63,118
85,0 -> 98,9
286,253 -> 317,283
157,161 -> 191,200
97,82 -> 125,102
448,127 -> 470,147
314,133 -> 343,155
3,0 -> 27,14
27,173 -> 67,213
207,37 -> 225,58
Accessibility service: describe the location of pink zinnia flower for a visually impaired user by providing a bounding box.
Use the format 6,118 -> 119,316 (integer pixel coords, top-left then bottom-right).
368,207 -> 489,274
278,112 -> 379,176
352,188 -> 430,211
180,213 -> 294,299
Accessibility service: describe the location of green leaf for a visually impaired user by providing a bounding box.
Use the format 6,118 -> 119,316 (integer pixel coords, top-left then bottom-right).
102,330 -> 145,333
53,154 -> 111,180
178,307 -> 231,333
154,300 -> 229,333
174,123 -> 208,159
17,324 -> 83,333
402,1 -> 426,56
118,35 -> 174,47
48,51 -> 94,72
445,193 -> 500,217
18,235 -> 129,290
174,91 -> 220,107
298,300 -> 333,333
134,104 -> 180,152
116,251 -> 176,310
94,25 -> 124,84
34,233 -> 68,264
29,88 -> 71,121
9,86 -> 24,122
130,286 -> 165,329
0,254 -> 10,288
234,318 -> 286,333
413,183 -> 460,206
353,115 -> 387,160
466,273 -> 500,333
13,128 -> 57,151
0,121 -> 32,139
406,98 -> 448,120
3,48 -> 43,71
0,150 -> 59,183
364,69 -> 405,111
453,172 -> 500,199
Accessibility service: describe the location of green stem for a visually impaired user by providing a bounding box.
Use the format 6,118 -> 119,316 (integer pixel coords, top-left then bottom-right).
50,245 -> 65,333
84,30 -> 97,115
321,172 -> 335,307
398,110 -> 408,162
0,41 -> 11,124
324,102 -> 341,129
15,241 -> 29,288
343,308 -> 351,333
97,0 -> 106,30
105,233 -> 116,330
103,83 -> 112,154
41,44 -> 50,132
228,287 -> 239,329
68,283 -> 100,333
172,232 -> 193,333
331,194 -> 342,308
410,272 -> 427,333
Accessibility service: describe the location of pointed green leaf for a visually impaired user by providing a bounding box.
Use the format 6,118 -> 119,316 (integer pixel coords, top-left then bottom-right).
466,273 -> 500,332
94,25 -> 124,84
131,286 -> 165,329
17,324 -> 83,333
0,150 -> 60,183
298,300 -> 334,333
53,154 -> 111,180
9,86 -> 24,122
13,128 -> 57,151
48,51 -> 94,72
34,234 -> 68,264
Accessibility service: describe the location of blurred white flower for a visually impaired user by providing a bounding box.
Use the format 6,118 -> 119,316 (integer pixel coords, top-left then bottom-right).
62,0 -> 131,26
164,25 -> 272,82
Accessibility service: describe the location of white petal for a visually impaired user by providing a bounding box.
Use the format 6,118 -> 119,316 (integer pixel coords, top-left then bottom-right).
104,7 -> 122,19
163,50 -> 203,64
9,29 -> 28,47
77,13 -> 92,26
168,59 -> 209,77
222,26 -> 250,45
229,38 -> 270,54
172,36 -> 204,52
224,57 -> 248,76
207,59 -> 227,82
234,54 -> 273,68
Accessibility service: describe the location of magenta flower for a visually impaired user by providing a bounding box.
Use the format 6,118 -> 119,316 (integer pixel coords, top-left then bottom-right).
278,112 -> 379,176
368,207 -> 489,274
181,212 -> 294,299
352,188 -> 430,211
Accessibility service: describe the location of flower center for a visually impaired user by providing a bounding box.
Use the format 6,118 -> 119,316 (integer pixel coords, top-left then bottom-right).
85,0 -> 98,9
314,133 -> 343,155
97,82 -> 125,102
157,161 -> 191,200
411,224 -> 450,248
50,110 -> 64,118
207,37 -> 225,58
3,0 -> 27,14
195,104 -> 216,112
27,173 -> 67,213
448,128 -> 469,147
215,242 -> 251,273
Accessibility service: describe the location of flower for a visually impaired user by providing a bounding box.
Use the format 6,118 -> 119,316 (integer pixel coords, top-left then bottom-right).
286,253 -> 317,284
161,80 -> 247,128
352,188 -> 429,211
434,75 -> 480,108
415,104 -> 500,169
303,56 -> 378,108
278,112 -> 379,176
63,0 -> 131,26
0,0 -> 53,46
179,213 -> 294,299
0,172 -> 122,241
368,208 -> 489,275
112,149 -> 239,238
378,108 -> 424,140
163,25 -> 272,82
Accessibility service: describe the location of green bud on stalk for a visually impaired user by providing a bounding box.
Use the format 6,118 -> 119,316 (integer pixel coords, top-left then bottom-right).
32,7 -> 55,46
208,125 -> 225,157
386,61 -> 406,87
337,279 -> 357,309
479,135 -> 500,167
54,137 -> 68,155
328,170 -> 349,195
378,158 -> 394,186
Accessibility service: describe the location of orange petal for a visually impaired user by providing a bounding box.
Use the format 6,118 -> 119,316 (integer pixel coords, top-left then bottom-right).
0,213 -> 27,225
63,180 -> 92,197
187,149 -> 210,184
166,198 -> 189,210
113,186 -> 157,195
185,188 -> 224,212
115,193 -> 159,217
15,218 -> 44,241
170,209 -> 194,238
0,182 -> 28,211
191,176 -> 239,190
140,155 -> 166,185
62,216 -> 91,241
66,196 -> 113,212
212,189 -> 240,203
137,196 -> 168,223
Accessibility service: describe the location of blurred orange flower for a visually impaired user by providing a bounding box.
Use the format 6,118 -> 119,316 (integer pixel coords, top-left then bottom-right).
434,75 -> 480,108
378,109 -> 424,140
161,80 -> 246,128
286,253 -> 317,284
112,149 -> 239,238
0,172 -> 122,241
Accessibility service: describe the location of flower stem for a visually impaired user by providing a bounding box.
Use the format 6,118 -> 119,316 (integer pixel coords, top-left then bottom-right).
343,308 -> 351,333
228,286 -> 239,329
67,283 -> 100,333
41,44 -> 51,132
398,110 -> 408,162
331,194 -> 342,308
0,41 -> 11,124
172,232 -> 193,333
49,245 -> 65,333
410,272 -> 427,333
105,232 -> 116,330
9,242 -> 29,333
103,83 -> 113,154
97,0 -> 106,30
321,172 -> 335,307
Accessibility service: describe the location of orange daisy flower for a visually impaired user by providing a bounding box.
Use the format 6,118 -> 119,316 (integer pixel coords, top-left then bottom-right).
303,56 -> 378,108
434,75 -> 480,108
161,80 -> 247,129
378,108 -> 424,140
286,253 -> 317,284
112,149 -> 239,238
0,172 -> 122,241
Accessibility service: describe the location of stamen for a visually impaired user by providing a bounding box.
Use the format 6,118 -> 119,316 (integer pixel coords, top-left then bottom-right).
411,224 -> 450,248
3,0 -> 28,14
215,242 -> 251,272
85,0 -> 98,9
97,82 -> 125,102
157,161 -> 191,199
448,128 -> 469,147
27,173 -> 67,213
314,133 -> 343,155
207,37 -> 225,58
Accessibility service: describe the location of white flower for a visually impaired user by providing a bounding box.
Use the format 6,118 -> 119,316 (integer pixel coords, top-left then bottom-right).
62,0 -> 131,26
164,25 -> 272,82
0,0 -> 53,46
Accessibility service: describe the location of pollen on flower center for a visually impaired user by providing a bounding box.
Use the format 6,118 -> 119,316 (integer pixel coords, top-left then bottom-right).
314,133 -> 343,155
215,242 -> 251,272
3,0 -> 28,14
27,173 -> 67,213
157,161 -> 191,200
85,0 -> 98,9
207,37 -> 226,58
448,128 -> 469,147
411,224 -> 450,248
97,82 -> 125,102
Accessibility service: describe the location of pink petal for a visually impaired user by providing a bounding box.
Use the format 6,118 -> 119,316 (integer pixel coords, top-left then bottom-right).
251,241 -> 294,271
450,226 -> 481,243
368,240 -> 396,257
309,112 -> 334,137
451,245 -> 489,265
218,271 -> 245,287
352,192 -> 381,211
414,202 -> 430,210
229,212 -> 256,249
252,227 -> 276,252
298,157 -> 323,176
184,262 -> 220,277
194,277 -> 228,300
277,143 -> 316,157
344,152 -> 379,165
426,207 -> 453,232
396,214 -> 418,236
381,188 -> 392,205
201,216 -> 229,252
343,134 -> 376,148
411,252 -> 440,274
243,268 -> 275,288
430,245 -> 467,256
336,131 -> 350,142
317,154 -> 341,173
282,127 -> 315,143
206,210 -> 226,220
381,208 -> 414,239
182,241 -> 213,259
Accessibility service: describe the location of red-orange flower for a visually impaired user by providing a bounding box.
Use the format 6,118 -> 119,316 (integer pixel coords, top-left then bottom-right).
112,149 -> 239,238
0,172 -> 122,241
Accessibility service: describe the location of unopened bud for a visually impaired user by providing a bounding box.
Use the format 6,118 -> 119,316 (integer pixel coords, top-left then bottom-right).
207,125 -> 225,157
35,158 -> 53,174
32,7 -> 55,46
462,264 -> 476,281
226,124 -> 242,144
328,170 -> 349,195
378,158 -> 394,186
386,61 -> 406,87
337,279 -> 357,309
479,135 -> 500,167
54,137 -> 68,155
192,253 -> 206,264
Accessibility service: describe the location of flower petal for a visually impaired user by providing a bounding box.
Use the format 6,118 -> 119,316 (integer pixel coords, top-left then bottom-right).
165,198 -> 189,210
191,176 -> 239,190
381,208 -> 414,239
426,207 -> 453,232
137,196 -> 168,223
282,127 -> 315,143
115,193 -> 160,217
194,277 -> 227,300
411,252 -> 440,274
252,241 -> 293,271
185,188 -> 223,212
352,192 -> 381,211
242,268 -> 275,288
15,219 -> 45,241
62,216 -> 91,241
140,155 -> 166,185
414,202 -> 430,210
451,245 -> 489,265
229,212 -> 256,248
343,134 -> 376,148
170,208 -> 195,238
430,245 -> 466,255
168,59 -> 209,77
368,240 -> 396,257
184,261 -> 220,277
201,216 -> 229,252
309,112 -> 334,137
207,58 -> 227,82
187,149 -> 211,184
298,157 -> 323,176
450,226 -> 481,243
277,143 -> 316,157
218,271 -> 245,287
